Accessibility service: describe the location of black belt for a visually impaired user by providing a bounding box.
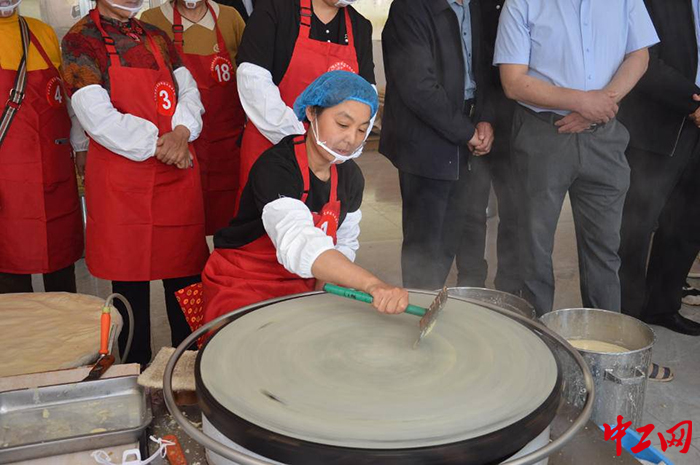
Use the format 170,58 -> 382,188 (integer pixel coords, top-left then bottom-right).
519,104 -> 610,132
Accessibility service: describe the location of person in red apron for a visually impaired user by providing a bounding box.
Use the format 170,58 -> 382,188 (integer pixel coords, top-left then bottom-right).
235,0 -> 375,210
141,0 -> 247,235
61,0 -> 209,365
0,2 -> 84,294
201,71 -> 406,324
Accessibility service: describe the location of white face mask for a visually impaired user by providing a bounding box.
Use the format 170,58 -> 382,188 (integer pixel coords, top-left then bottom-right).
0,0 -> 21,18
311,117 -> 368,164
183,0 -> 202,9
107,0 -> 145,18
334,0 -> 359,7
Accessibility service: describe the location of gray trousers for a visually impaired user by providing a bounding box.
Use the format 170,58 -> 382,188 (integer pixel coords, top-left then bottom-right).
511,105 -> 630,315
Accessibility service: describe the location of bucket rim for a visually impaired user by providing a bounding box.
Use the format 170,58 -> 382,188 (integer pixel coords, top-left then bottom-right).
540,307 -> 657,354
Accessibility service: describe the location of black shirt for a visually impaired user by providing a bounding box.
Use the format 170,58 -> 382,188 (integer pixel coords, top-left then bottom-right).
214,135 -> 365,249
236,0 -> 375,85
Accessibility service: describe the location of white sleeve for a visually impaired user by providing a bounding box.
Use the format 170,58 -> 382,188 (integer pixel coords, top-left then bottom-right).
237,62 -> 306,144
262,197 -> 335,278
335,209 -> 361,262
71,84 -> 158,162
171,66 -> 204,142
66,97 -> 89,152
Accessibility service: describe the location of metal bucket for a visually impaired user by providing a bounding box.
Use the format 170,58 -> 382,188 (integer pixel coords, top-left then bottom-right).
540,308 -> 655,428
446,288 -> 536,320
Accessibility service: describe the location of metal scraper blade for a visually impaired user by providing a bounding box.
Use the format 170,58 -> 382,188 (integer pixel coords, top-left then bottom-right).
82,354 -> 115,382
414,286 -> 449,348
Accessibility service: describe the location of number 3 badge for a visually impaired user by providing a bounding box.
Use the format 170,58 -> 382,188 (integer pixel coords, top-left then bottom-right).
154,81 -> 177,117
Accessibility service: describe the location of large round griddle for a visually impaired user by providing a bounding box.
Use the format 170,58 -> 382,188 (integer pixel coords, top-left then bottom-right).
196,292 -> 562,465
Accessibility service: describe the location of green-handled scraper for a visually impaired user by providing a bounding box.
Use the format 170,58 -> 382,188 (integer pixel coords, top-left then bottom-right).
323,283 -> 449,347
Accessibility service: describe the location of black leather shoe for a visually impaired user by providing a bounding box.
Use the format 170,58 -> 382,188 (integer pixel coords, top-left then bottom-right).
643,313 -> 700,336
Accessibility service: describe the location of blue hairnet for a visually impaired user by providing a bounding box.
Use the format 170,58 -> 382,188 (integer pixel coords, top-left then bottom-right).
293,71 -> 378,122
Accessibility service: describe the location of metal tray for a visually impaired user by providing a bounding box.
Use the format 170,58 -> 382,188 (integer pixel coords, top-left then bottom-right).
0,375 -> 151,463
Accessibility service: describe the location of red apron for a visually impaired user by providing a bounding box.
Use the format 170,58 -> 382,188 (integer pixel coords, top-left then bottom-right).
172,2 -> 245,235
85,9 -> 208,281
236,0 -> 359,207
0,27 -> 83,274
202,135 -> 340,323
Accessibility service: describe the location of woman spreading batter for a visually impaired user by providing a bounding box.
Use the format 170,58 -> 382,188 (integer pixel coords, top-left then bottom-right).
201,71 -> 407,323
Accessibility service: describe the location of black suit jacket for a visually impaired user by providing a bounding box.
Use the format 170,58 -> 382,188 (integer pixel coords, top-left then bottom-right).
618,0 -> 700,156
379,0 -> 494,181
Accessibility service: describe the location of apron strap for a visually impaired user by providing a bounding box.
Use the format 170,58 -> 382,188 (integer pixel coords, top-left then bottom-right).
171,1 -> 185,54
137,19 -> 171,72
0,16 -> 31,148
329,161 -> 338,202
28,31 -> 59,72
293,135 -> 311,203
299,0 -> 313,39
90,9 -> 121,68
293,135 -> 338,204
343,6 -> 354,48
208,1 -> 230,61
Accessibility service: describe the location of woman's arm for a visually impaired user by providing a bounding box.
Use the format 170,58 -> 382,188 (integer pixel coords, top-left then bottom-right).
262,198 -> 408,314
237,63 -> 306,143
311,249 -> 408,314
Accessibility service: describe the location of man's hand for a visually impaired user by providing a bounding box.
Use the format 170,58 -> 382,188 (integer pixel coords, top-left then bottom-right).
471,122 -> 494,156
555,112 -> 595,134
155,125 -> 191,166
468,132 -> 481,153
74,151 -> 87,181
689,94 -> 700,128
575,90 -> 619,123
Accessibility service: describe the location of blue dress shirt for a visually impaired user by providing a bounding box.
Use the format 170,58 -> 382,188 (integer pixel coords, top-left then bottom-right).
493,0 -> 659,114
449,0 -> 477,100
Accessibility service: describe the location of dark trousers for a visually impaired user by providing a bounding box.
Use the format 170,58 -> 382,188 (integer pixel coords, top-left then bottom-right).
619,122 -> 699,318
512,105 -> 630,315
454,154 -> 491,288
644,127 -> 700,319
112,275 -> 201,366
399,152 -> 476,290
456,97 -> 521,293
0,264 -> 77,294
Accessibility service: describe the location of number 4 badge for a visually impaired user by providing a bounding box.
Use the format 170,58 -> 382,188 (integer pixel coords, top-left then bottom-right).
46,77 -> 65,108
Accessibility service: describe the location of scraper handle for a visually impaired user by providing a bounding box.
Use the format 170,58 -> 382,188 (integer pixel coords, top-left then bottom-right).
323,283 -> 426,317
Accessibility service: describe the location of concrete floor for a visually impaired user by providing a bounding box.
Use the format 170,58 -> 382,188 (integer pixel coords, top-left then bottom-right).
32,149 -> 700,464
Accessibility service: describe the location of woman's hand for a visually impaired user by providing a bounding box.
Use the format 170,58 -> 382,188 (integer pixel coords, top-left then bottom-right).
74,151 -> 87,181
366,281 -> 409,314
155,125 -> 191,166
